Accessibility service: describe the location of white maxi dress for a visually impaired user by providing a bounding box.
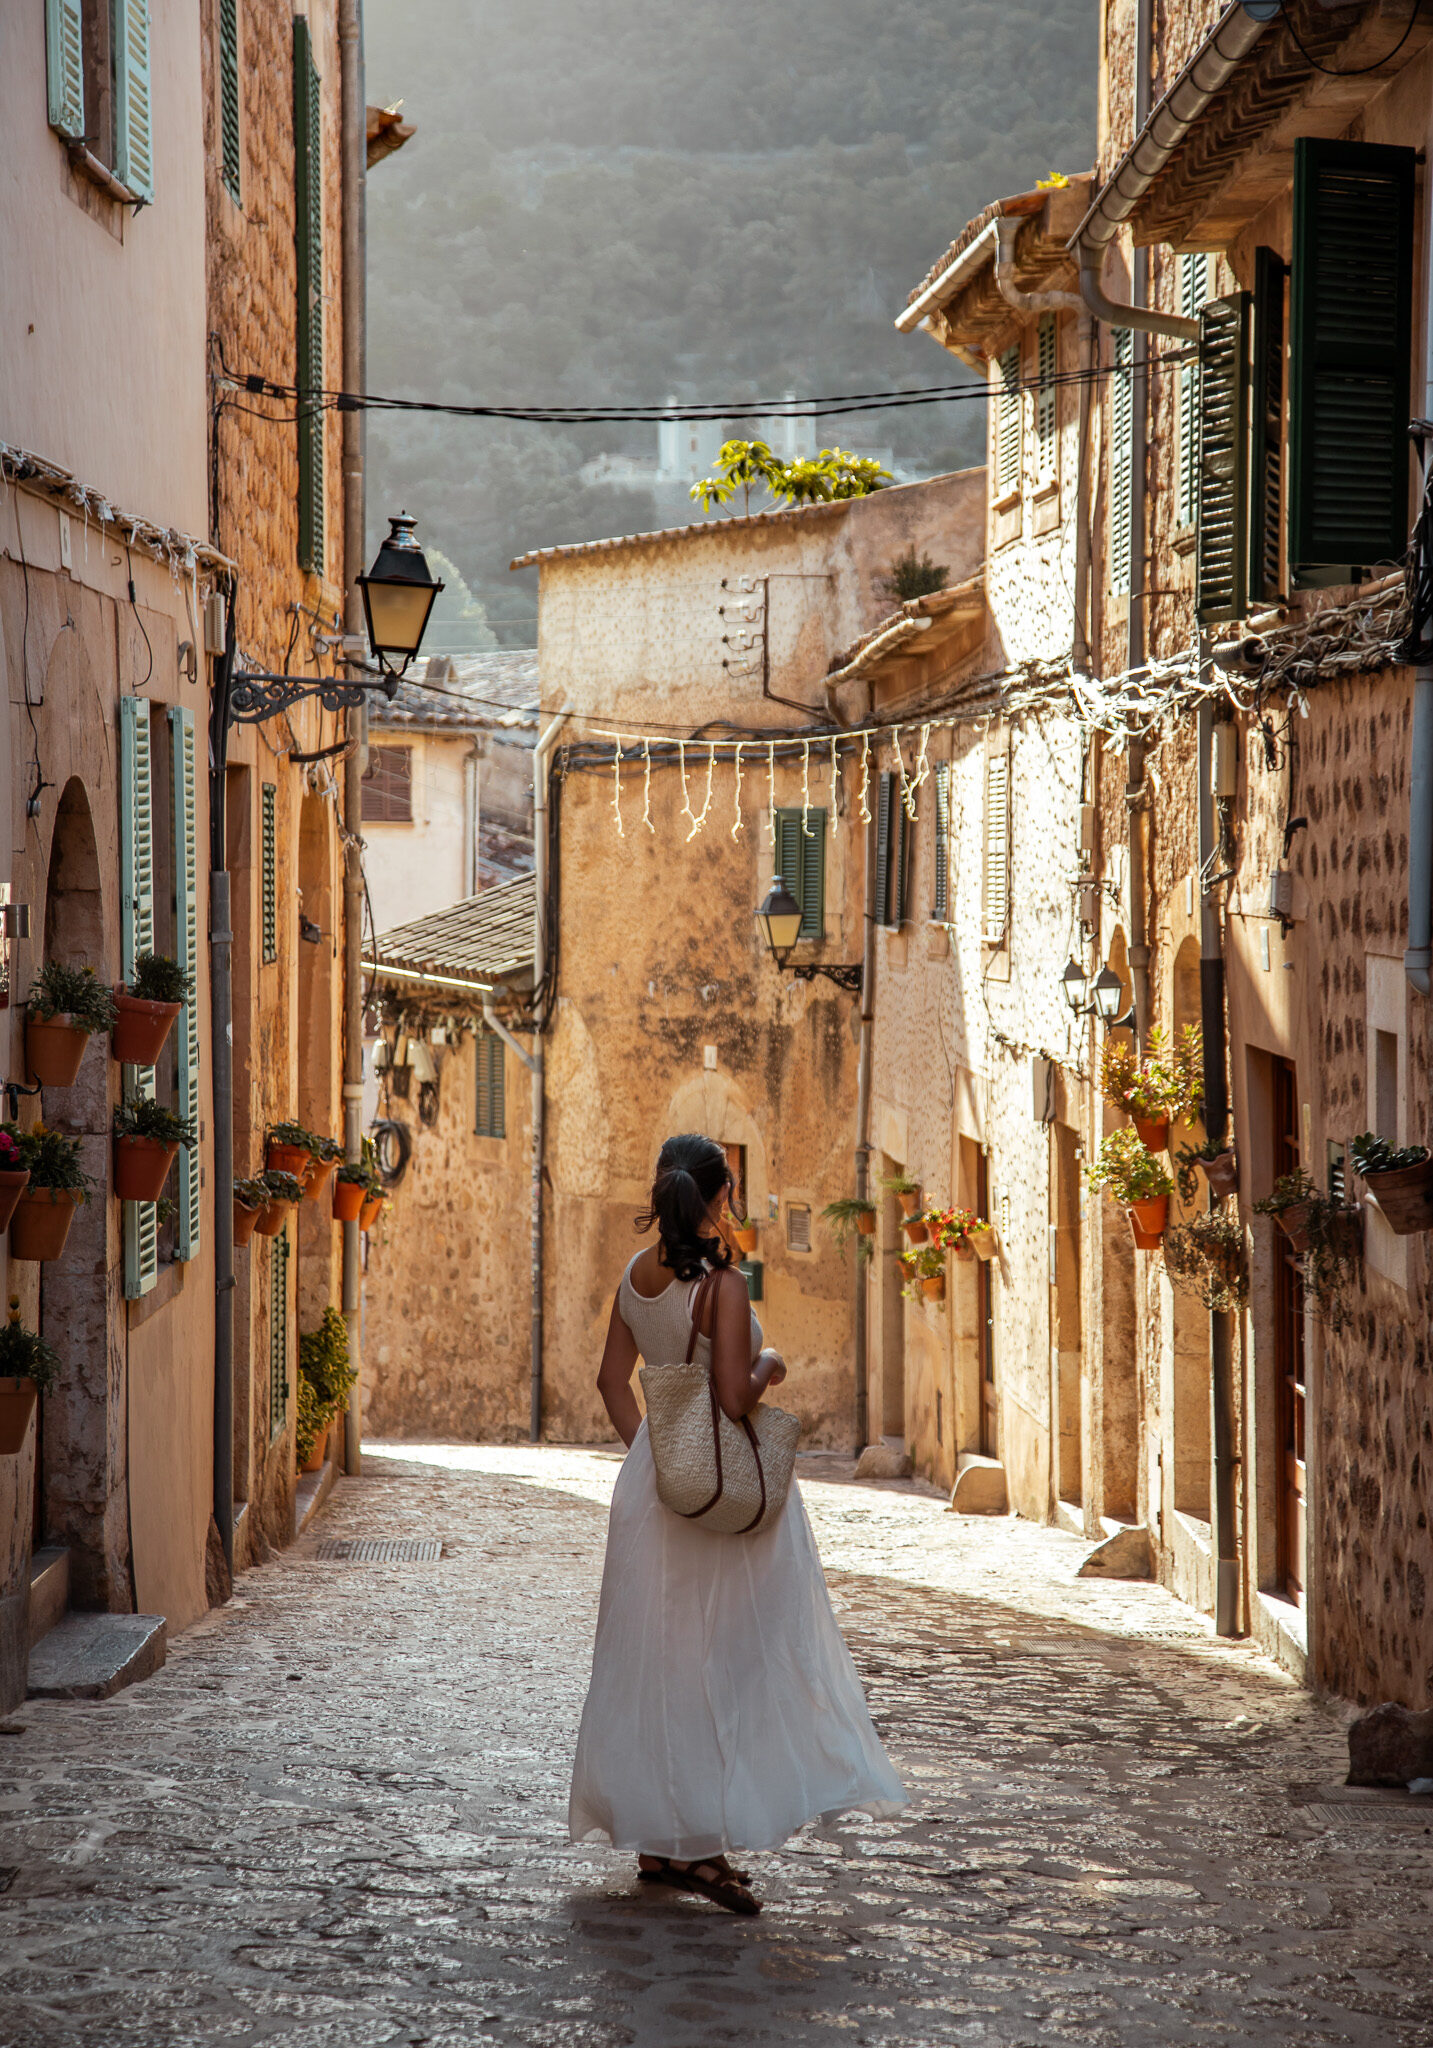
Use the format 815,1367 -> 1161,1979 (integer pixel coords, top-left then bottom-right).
569,1258 -> 907,1860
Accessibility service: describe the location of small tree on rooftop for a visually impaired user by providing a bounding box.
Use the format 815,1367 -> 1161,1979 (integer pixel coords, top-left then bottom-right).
879,545 -> 951,602
691,440 -> 893,514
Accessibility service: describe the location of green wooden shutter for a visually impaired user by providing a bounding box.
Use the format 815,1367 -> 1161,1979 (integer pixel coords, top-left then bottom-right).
119,698 -> 158,1300
1178,254 -> 1210,529
995,345 -> 1022,496
475,1034 -> 490,1133
294,16 -> 325,573
220,0 -> 241,203
475,1033 -> 505,1137
775,810 -> 802,927
1109,329 -> 1133,593
261,783 -> 277,963
933,763 -> 951,923
893,798 -> 908,927
170,707 -> 201,1261
1249,247 -> 1286,605
1035,317 -> 1057,475
1290,138 -> 1415,571
269,1228 -> 289,1439
1196,294 -> 1251,624
113,0 -> 155,204
874,772 -> 892,928
773,810 -> 826,939
45,0 -> 84,139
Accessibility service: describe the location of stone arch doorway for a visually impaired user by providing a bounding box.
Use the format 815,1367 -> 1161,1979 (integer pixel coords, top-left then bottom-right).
37,778 -> 127,1607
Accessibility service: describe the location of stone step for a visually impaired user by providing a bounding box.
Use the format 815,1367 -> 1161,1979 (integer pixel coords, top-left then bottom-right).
27,1547 -> 69,1648
26,1613 -> 166,1701
1054,1497 -> 1086,1538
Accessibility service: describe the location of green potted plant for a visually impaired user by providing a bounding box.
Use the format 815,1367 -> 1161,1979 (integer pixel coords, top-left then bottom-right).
304,1133 -> 344,1205
878,1170 -> 922,1218
25,963 -> 117,1088
0,1297 -> 60,1393
8,1124 -> 93,1261
1086,1127 -> 1174,1248
0,1128 -> 30,1233
820,1196 -> 878,1259
295,1306 -> 357,1471
1100,1025 -> 1203,1152
900,1242 -> 946,1303
924,1205 -> 985,1261
254,1168 -> 306,1238
112,952 -> 192,1066
1254,1167 -> 1318,1253
266,1120 -> 315,1185
1350,1131 -> 1433,1235
1175,1134 -> 1239,1203
233,1174 -> 269,1249
113,1098 -> 197,1202
332,1158 -> 369,1224
1301,1194 -> 1364,1329
1164,1209 -> 1249,1313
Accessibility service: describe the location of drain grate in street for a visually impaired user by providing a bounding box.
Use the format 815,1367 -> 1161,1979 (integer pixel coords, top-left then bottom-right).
314,1537 -> 442,1563
1301,1803 -> 1433,1829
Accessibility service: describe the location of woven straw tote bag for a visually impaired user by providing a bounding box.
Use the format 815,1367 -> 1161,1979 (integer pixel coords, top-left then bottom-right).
640,1270 -> 801,1535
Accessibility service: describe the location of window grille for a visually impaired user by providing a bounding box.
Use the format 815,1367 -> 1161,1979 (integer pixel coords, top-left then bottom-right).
1109,329 -> 1133,594
1035,317 -> 1058,475
773,807 -> 827,940
995,344 -> 1022,498
475,1031 -> 505,1137
361,746 -> 413,823
270,1228 -> 290,1440
261,783 -> 277,963
293,15 -> 324,573
1178,253 -> 1210,529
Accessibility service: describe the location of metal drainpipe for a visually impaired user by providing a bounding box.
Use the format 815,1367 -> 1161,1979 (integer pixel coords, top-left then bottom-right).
209,594 -> 238,1578
1198,690 -> 1239,1635
529,711 -> 568,1442
852,798 -> 877,1454
339,0 -> 366,1475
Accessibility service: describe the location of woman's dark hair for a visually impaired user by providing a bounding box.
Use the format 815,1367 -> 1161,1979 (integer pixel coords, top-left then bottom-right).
636,1133 -> 734,1281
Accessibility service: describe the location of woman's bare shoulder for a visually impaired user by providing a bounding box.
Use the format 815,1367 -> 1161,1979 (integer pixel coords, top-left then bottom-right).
624,1243 -> 670,1301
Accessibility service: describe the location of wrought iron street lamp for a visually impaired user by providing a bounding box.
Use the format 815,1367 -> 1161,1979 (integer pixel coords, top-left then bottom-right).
755,876 -> 862,993
1062,957 -> 1125,1023
1091,964 -> 1125,1023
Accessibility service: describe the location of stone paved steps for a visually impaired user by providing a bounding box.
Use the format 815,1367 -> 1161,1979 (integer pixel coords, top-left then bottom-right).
26,1612 -> 165,1700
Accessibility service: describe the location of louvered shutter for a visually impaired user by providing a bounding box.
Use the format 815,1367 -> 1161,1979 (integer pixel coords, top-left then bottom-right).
1178,254 -> 1209,529
874,772 -> 892,928
269,1228 -> 289,1439
1196,294 -> 1250,624
476,1033 -> 505,1137
220,0 -> 241,202
1109,329 -> 1133,594
1290,138 -> 1415,570
776,810 -> 802,924
113,0 -> 155,204
982,749 -> 1010,944
774,809 -> 827,938
995,345 -> 1022,497
1035,317 -> 1058,475
1249,246 -> 1286,604
45,0 -> 84,139
293,16 -> 325,573
119,698 -> 158,1300
261,783 -> 277,962
170,707 -> 200,1261
933,763 -> 951,923
893,796 -> 908,927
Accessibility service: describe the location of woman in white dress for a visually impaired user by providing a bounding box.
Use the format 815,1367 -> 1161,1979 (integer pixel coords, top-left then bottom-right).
569,1132 -> 907,1915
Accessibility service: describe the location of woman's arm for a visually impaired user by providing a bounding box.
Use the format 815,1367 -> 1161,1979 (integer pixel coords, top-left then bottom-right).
595,1290 -> 643,1447
709,1268 -> 784,1423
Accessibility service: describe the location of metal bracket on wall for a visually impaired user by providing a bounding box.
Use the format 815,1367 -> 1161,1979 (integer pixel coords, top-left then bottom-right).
789,962 -> 863,994
1,1078 -> 40,1120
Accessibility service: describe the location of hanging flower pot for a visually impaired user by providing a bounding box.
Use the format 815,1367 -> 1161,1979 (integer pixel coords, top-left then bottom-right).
0,1169 -> 31,1234
10,1187 -> 83,1262
1133,1115 -> 1170,1154
1358,1148 -> 1433,1236
253,1200 -> 295,1238
359,1192 -> 385,1231
896,1189 -> 921,1218
303,1157 -> 338,1205
1274,1200 -> 1313,1253
968,1224 -> 997,1262
855,1208 -> 877,1237
253,1169 -> 305,1237
300,1424 -> 329,1475
332,1177 -> 366,1224
920,1272 -> 946,1302
266,1140 -> 312,1183
902,1215 -> 929,1244
233,1197 -> 263,1249
951,1239 -> 975,1263
25,1014 -> 91,1089
110,991 -> 181,1067
733,1222 -> 758,1254
1127,1193 -> 1169,1250
1203,1150 -> 1239,1198
114,1135 -> 178,1203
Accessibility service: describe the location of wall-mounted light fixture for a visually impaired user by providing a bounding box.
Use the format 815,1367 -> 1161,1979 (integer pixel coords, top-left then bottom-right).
755,876 -> 862,994
1062,957 -> 1125,1022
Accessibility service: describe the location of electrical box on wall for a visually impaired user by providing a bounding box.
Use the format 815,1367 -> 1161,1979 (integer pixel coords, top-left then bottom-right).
1268,869 -> 1294,920
203,592 -> 228,656
738,1259 -> 763,1301
1211,724 -> 1238,797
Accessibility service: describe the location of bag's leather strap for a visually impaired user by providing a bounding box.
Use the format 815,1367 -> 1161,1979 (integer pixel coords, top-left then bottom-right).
676,1267 -> 768,1532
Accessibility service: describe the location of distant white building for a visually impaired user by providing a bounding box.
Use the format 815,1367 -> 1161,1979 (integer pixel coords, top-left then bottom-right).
579,399 -> 899,500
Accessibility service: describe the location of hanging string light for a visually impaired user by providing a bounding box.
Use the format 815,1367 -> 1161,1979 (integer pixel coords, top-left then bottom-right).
730,742 -> 745,838
801,738 -> 812,838
766,742 -> 777,844
611,736 -> 625,838
642,739 -> 655,833
828,737 -> 839,832
686,742 -> 716,841
858,733 -> 872,823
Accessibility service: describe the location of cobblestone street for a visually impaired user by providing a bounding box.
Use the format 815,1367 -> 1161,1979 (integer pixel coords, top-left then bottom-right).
2,1446 -> 1431,2048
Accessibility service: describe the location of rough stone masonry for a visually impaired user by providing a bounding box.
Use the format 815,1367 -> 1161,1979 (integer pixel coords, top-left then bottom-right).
1,1446 -> 1431,2047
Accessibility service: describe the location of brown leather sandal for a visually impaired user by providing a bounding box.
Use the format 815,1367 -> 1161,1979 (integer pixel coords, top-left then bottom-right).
637,1856 -> 760,1915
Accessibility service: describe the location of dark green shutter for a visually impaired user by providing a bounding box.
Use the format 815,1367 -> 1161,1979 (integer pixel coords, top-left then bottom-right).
874,772 -> 892,927
220,0 -> 241,203
170,708 -> 201,1261
261,783 -> 277,963
294,16 -> 324,573
774,809 -> 826,939
1249,247 -> 1285,604
269,1228 -> 289,1440
120,698 -> 158,1300
1196,294 -> 1250,624
893,799 -> 908,926
1289,138 -> 1415,571
476,1032 -> 505,1137
933,763 -> 950,923
776,811 -> 802,926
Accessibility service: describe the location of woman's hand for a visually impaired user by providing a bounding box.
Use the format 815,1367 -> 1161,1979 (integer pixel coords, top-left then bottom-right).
757,1348 -> 787,1387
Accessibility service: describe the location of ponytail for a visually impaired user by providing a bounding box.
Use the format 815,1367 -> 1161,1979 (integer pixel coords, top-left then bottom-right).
635,1133 -> 734,1281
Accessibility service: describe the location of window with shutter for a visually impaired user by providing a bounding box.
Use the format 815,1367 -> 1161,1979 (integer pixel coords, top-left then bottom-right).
982,749 -> 1010,945
1249,246 -> 1286,605
995,345 -> 1022,498
1035,317 -> 1058,477
1290,138 -> 1414,573
119,697 -> 158,1300
170,708 -> 201,1261
1196,294 -> 1251,624
113,0 -> 154,204
261,783 -> 277,964
1178,253 -> 1210,529
293,16 -> 325,573
361,747 -> 413,822
475,1031 -> 505,1137
773,808 -> 826,940
220,0 -> 241,203
269,1228 -> 290,1439
932,763 -> 951,924
45,0 -> 85,140
872,774 -> 908,930
1109,329 -> 1133,594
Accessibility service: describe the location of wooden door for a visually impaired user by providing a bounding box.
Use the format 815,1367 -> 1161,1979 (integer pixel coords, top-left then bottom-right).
978,1152 -> 997,1457
1272,1058 -> 1306,1605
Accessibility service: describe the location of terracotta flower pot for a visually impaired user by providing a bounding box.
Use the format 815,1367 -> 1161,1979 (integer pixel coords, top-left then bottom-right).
1133,1116 -> 1170,1153
300,1426 -> 328,1475
855,1209 -> 877,1237
1127,1193 -> 1169,1250
897,1190 -> 920,1217
951,1239 -> 975,1263
0,1169 -> 31,1233
902,1216 -> 929,1244
1274,1200 -> 1313,1253
25,1014 -> 91,1088
266,1141 -> 313,1183
968,1225 -> 997,1262
303,1157 -> 337,1205
332,1178 -> 366,1224
1363,1151 -> 1433,1236
111,991 -> 181,1066
253,1199 -> 297,1238
1203,1151 -> 1239,1198
920,1274 -> 946,1302
734,1224 -> 758,1254
233,1198 -> 263,1248
114,1135 -> 178,1203
10,1187 -> 83,1262
359,1192 -> 384,1231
